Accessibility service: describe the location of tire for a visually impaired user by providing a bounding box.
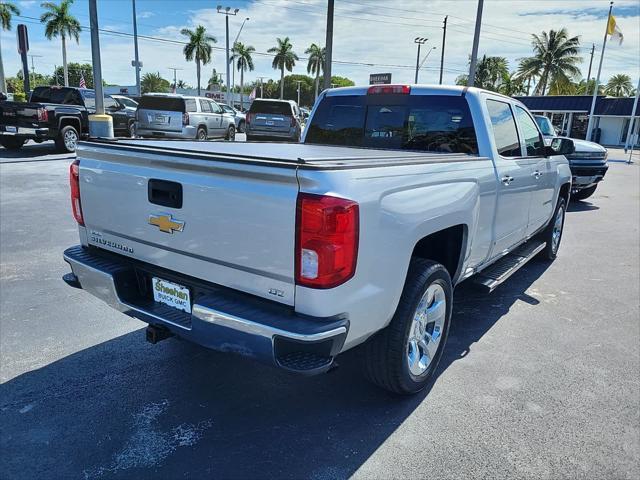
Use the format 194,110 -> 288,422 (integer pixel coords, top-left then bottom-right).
196,127 -> 207,141
0,136 -> 25,151
128,121 -> 136,138
572,185 -> 597,201
238,120 -> 245,133
538,196 -> 566,260
55,125 -> 79,153
225,124 -> 236,141
362,258 -> 453,395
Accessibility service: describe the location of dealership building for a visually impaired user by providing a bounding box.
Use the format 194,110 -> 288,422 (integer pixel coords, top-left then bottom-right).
516,95 -> 639,147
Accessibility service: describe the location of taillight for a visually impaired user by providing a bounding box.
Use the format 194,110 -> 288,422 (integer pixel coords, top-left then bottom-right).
367,85 -> 411,95
296,193 -> 359,289
246,113 -> 253,125
37,107 -> 48,122
290,115 -> 296,127
182,112 -> 189,126
70,160 -> 84,225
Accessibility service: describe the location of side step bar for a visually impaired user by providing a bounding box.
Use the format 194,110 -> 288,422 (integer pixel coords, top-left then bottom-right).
472,240 -> 546,293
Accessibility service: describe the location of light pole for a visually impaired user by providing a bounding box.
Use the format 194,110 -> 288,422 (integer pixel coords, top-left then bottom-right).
88,0 -> 113,137
27,54 -> 42,86
296,80 -> 302,106
417,46 -> 436,82
168,67 -> 183,93
231,17 -> 249,103
217,5 -> 239,106
468,0 -> 484,87
414,37 -> 428,84
257,76 -> 268,98
323,0 -> 334,91
132,0 -> 141,96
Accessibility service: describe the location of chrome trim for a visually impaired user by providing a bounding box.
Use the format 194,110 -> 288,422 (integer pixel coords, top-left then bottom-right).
63,250 -> 345,343
193,305 -> 347,342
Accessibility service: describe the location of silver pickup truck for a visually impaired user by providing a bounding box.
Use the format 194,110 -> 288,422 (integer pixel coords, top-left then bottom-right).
63,85 -> 573,394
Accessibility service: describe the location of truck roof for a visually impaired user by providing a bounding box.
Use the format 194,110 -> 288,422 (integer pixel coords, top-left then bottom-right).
325,84 -> 515,103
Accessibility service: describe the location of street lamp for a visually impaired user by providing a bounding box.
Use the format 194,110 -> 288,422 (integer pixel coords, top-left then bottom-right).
414,37 -> 428,84
217,5 -> 240,106
417,46 -> 437,81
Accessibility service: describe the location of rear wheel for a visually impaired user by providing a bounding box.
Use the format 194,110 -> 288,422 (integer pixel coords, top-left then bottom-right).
572,185 -> 597,201
539,196 -> 566,260
238,120 -> 245,133
362,258 -> 452,395
128,121 -> 136,138
226,124 -> 236,141
0,136 -> 25,150
55,125 -> 79,153
196,127 -> 207,141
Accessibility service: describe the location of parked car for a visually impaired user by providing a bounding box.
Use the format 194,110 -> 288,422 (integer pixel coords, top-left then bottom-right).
136,94 -> 236,141
111,94 -> 139,111
63,85 -> 573,394
0,86 -> 136,152
535,115 -> 608,200
220,104 -> 246,133
245,99 -> 302,142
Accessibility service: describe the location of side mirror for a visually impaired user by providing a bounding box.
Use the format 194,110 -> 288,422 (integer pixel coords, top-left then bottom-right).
545,137 -> 575,156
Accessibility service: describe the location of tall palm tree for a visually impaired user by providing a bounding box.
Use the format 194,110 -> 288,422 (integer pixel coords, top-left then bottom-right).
40,0 -> 81,87
0,1 -> 21,93
516,57 -> 542,95
268,37 -> 298,99
520,28 -> 581,95
230,41 -> 255,110
604,74 -> 634,97
181,25 -> 216,96
305,43 -> 324,100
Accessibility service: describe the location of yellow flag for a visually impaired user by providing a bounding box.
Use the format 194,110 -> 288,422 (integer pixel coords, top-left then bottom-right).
607,15 -> 624,45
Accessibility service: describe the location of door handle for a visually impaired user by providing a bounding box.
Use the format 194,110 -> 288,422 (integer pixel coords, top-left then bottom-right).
501,175 -> 515,186
532,170 -> 542,179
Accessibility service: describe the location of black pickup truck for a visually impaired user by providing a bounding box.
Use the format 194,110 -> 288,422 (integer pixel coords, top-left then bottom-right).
0,86 -> 135,153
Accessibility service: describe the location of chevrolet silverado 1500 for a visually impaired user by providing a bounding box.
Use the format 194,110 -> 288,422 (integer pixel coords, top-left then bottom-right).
63,85 -> 573,394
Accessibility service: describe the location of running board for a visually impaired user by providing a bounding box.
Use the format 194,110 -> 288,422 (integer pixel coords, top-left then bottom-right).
472,240 -> 546,293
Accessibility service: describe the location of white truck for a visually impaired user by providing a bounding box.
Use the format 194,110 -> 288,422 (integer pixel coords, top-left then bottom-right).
63,85 -> 573,394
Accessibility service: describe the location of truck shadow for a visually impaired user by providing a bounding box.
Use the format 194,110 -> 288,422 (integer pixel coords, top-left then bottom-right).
0,141 -> 74,161
0,262 -> 550,480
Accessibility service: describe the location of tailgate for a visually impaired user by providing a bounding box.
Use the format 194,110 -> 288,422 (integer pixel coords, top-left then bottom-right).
76,143 -> 299,305
253,113 -> 291,132
137,108 -> 183,132
0,102 -> 43,130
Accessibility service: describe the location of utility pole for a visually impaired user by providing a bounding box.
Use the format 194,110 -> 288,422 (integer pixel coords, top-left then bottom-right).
439,16 -> 447,85
586,43 -> 595,85
88,0 -> 113,137
468,0 -> 484,87
414,37 -> 427,84
132,0 -> 141,96
28,54 -> 42,86
323,0 -> 334,91
296,80 -> 302,105
257,76 -> 268,98
168,67 -> 182,92
217,6 -> 239,106
231,17 -> 249,101
586,1 -> 614,142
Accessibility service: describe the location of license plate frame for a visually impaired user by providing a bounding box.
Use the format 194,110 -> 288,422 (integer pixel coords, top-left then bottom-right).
5,126 -> 17,133
151,277 -> 192,313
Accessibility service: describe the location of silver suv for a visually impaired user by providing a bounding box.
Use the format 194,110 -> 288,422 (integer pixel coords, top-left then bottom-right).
136,94 -> 236,141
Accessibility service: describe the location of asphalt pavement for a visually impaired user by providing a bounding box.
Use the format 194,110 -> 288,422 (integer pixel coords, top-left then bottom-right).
1,143 -> 638,479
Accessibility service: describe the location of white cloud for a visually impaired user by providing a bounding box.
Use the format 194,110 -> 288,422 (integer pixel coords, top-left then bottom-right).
138,11 -> 155,19
2,0 -> 638,91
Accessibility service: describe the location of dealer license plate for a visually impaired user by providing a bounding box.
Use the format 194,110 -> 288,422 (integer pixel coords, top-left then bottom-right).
152,277 -> 191,313
6,126 -> 17,133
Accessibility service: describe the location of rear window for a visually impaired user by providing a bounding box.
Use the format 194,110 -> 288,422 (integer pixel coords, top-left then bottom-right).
138,96 -> 185,112
305,94 -> 478,154
30,87 -> 83,106
249,100 -> 292,115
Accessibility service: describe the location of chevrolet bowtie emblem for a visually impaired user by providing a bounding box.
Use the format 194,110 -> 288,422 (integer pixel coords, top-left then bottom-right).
149,214 -> 185,234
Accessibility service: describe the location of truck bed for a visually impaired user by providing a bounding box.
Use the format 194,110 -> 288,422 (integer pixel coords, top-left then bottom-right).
82,138 -> 481,170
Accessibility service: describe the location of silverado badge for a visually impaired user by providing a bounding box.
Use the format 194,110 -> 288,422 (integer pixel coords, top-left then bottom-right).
149,214 -> 185,234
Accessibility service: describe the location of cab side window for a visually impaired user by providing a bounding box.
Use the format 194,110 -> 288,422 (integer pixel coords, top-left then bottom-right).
515,106 -> 545,156
199,99 -> 212,113
486,99 -> 521,157
209,101 -> 223,114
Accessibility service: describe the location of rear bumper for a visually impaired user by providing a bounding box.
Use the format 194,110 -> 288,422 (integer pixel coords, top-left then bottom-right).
135,125 -> 196,139
1,126 -> 49,138
245,126 -> 299,141
63,245 -> 348,374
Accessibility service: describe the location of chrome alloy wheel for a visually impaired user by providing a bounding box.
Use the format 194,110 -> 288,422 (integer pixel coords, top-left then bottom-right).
64,129 -> 78,151
406,283 -> 447,377
552,204 -> 565,254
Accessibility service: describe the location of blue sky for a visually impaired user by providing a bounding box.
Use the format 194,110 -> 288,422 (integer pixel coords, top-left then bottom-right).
2,0 -> 639,90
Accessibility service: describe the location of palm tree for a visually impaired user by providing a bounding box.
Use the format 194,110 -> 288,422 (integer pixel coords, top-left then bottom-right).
516,57 -> 542,95
40,0 -> 81,87
181,25 -> 216,96
231,41 -> 255,110
268,37 -> 298,99
176,79 -> 189,89
498,72 -> 527,96
520,28 -> 581,95
604,74 -> 634,97
0,1 -> 20,93
305,43 -> 325,100
141,72 -> 170,94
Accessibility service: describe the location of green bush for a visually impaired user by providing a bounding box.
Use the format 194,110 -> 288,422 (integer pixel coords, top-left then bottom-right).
13,92 -> 27,102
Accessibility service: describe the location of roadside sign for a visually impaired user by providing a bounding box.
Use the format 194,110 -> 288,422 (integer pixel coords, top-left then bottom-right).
17,24 -> 29,54
370,73 -> 391,85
